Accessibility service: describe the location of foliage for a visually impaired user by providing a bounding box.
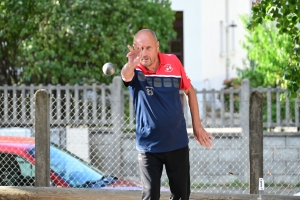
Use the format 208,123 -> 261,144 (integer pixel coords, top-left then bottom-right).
225,16 -> 299,121
0,0 -> 176,85
235,61 -> 265,88
222,78 -> 240,113
231,15 -> 299,123
249,0 -> 300,97
234,16 -> 293,89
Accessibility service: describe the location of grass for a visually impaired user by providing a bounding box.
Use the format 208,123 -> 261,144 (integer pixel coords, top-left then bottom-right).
190,180 -> 249,189
187,180 -> 300,189
265,182 -> 300,188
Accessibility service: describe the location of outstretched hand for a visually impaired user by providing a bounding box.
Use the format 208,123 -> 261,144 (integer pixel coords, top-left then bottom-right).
126,44 -> 141,67
193,127 -> 214,148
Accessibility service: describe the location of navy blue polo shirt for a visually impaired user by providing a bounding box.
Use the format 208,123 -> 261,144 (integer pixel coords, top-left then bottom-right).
124,53 -> 191,152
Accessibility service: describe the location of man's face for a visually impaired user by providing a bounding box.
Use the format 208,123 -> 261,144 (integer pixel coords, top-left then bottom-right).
133,32 -> 159,69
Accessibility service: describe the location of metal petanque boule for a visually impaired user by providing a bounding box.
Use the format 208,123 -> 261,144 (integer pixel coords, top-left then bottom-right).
102,62 -> 115,76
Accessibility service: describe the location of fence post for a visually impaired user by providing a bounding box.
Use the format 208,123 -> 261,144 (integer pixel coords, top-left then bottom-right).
110,76 -> 124,177
249,91 -> 263,194
240,79 -> 250,184
34,89 -> 50,187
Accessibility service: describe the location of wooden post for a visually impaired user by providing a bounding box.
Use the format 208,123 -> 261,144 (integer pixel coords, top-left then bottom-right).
34,89 -> 50,187
249,91 -> 263,194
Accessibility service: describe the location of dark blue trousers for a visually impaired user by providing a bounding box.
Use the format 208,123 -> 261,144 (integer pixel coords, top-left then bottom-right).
138,146 -> 190,200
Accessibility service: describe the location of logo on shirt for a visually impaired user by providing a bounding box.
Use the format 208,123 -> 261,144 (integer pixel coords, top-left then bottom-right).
164,64 -> 173,72
145,86 -> 154,96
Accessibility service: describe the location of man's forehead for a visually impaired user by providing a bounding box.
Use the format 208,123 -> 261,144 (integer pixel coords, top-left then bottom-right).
133,40 -> 152,47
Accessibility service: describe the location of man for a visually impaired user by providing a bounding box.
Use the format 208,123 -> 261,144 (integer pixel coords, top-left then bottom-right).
121,29 -> 214,200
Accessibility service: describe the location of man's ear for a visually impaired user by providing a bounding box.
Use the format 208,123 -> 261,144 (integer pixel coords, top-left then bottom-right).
157,41 -> 160,51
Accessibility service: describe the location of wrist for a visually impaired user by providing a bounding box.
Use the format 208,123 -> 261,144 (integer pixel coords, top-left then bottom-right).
127,62 -> 137,69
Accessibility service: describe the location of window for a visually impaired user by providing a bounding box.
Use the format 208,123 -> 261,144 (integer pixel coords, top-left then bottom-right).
0,153 -> 35,186
16,156 -> 35,177
168,12 -> 184,65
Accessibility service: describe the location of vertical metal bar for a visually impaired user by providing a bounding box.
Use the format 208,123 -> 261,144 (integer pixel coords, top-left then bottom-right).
4,85 -> 8,121
211,90 -> 216,126
56,85 -> 61,122
74,84 -> 79,122
295,97 -> 299,127
13,84 -> 17,121
129,93 -> 135,128
220,88 -> 225,126
276,87 -> 281,126
101,86 -> 106,124
231,20 -> 235,52
267,86 -> 271,127
286,92 -> 290,126
21,85 -> 26,122
202,89 -> 207,121
225,0 -> 229,79
48,85 -> 53,124
83,84 -> 88,123
220,21 -> 224,57
30,85 -> 34,123
92,84 -> 97,123
230,87 -> 234,126
66,84 -> 70,122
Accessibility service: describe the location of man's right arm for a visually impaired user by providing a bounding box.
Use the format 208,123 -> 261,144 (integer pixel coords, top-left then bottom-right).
121,45 -> 140,82
121,63 -> 135,82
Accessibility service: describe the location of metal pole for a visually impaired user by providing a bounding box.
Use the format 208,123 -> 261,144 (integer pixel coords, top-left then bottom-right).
225,0 -> 229,80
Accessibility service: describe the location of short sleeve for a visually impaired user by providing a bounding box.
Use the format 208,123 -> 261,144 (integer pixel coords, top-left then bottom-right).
173,56 -> 191,90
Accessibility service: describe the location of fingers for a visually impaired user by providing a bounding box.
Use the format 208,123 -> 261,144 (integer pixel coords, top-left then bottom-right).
127,45 -> 134,52
126,45 -> 135,58
195,132 -> 214,149
127,45 -> 139,56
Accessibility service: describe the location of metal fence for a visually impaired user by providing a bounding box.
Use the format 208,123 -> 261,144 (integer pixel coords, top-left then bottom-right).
0,77 -> 299,196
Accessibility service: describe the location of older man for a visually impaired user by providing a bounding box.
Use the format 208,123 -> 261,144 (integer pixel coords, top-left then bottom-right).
121,29 -> 214,200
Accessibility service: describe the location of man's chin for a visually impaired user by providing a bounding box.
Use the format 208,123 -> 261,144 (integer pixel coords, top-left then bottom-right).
141,62 -> 150,67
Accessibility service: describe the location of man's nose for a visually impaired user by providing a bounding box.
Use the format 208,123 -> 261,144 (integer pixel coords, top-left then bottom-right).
141,48 -> 147,54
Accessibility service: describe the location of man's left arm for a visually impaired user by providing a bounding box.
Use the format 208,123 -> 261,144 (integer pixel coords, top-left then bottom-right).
183,84 -> 214,148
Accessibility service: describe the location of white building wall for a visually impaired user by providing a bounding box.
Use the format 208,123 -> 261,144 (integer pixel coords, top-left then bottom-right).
170,0 -> 252,90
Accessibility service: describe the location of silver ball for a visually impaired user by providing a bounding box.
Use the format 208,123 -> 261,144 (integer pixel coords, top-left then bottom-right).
102,62 -> 115,76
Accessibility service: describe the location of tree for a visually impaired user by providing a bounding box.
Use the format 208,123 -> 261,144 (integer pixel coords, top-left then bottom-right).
0,0 -> 35,85
250,0 -> 300,97
0,0 -> 176,85
235,16 -> 293,88
233,16 -> 298,123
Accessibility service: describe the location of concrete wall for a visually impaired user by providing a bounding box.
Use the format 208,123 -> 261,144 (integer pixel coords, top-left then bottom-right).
91,133 -> 300,185
263,136 -> 300,185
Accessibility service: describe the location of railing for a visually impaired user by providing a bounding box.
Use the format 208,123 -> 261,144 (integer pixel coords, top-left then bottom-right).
0,83 -> 112,126
253,87 -> 300,128
0,79 -> 299,131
